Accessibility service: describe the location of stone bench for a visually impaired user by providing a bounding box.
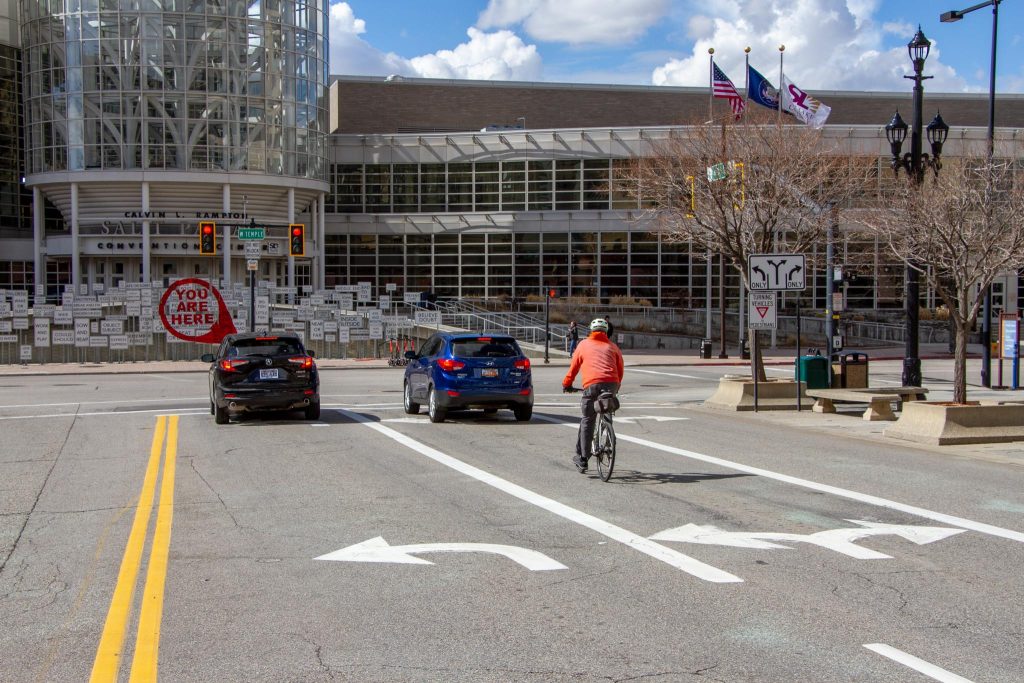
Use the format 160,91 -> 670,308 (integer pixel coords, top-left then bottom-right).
805,386 -> 929,421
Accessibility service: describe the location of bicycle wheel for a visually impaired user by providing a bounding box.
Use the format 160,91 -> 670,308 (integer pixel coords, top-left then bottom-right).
595,416 -> 616,481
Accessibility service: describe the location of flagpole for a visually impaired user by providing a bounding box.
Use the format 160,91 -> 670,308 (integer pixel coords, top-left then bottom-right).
708,48 -> 715,122
778,44 -> 785,127
744,46 -> 751,108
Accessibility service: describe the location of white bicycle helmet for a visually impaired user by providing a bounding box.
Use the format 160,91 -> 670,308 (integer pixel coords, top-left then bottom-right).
589,318 -> 609,333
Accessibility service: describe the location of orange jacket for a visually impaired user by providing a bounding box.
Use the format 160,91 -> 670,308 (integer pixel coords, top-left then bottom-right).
563,332 -> 624,389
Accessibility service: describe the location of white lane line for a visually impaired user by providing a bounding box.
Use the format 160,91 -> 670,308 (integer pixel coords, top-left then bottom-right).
543,422 -> 1024,545
863,644 -> 975,683
631,369 -> 704,380
0,408 -> 208,420
338,408 -> 742,583
0,397 -> 207,409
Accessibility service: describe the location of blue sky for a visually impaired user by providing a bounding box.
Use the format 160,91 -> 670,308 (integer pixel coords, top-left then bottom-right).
328,0 -> 1024,93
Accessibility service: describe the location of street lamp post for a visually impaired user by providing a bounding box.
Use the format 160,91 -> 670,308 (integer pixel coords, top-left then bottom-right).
941,0 -> 1000,387
883,27 -> 950,388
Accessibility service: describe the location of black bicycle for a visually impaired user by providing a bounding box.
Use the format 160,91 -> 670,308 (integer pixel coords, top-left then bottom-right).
565,386 -> 618,481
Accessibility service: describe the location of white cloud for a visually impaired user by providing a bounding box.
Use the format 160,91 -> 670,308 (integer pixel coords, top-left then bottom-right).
329,2 -> 542,81
328,2 -> 412,76
478,0 -> 670,46
651,0 -> 968,92
410,28 -> 542,80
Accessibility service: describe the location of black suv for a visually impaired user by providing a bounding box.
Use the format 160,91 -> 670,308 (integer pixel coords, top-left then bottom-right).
202,333 -> 320,424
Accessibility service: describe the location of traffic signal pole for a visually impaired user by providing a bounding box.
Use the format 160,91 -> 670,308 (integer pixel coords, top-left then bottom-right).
544,289 -> 551,364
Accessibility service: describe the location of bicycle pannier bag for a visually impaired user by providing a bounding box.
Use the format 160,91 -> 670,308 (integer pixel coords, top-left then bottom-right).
595,393 -> 619,413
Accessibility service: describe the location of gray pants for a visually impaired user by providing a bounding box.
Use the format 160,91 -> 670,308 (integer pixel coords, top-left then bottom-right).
577,382 -> 620,461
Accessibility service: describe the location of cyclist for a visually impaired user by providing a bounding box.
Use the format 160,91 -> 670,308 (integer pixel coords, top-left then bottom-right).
562,318 -> 624,473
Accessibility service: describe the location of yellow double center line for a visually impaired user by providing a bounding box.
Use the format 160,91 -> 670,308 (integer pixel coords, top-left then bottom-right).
91,414 -> 179,682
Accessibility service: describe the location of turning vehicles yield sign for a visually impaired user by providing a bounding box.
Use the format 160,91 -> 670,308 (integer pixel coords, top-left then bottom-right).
748,291 -> 777,330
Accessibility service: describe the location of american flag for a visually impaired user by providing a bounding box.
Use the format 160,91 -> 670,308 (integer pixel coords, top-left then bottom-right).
712,62 -> 745,119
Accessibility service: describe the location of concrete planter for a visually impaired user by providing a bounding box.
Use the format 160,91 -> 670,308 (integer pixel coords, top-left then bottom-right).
704,376 -> 808,411
885,401 -> 1024,445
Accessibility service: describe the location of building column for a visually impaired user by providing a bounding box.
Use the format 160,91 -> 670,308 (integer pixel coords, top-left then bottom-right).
315,192 -> 323,290
71,182 -> 80,294
287,187 -> 295,299
222,184 -> 232,287
32,187 -> 44,302
141,182 -> 151,284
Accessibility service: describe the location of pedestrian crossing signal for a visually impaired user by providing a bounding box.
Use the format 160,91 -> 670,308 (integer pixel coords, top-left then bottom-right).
199,221 -> 216,255
289,223 -> 305,256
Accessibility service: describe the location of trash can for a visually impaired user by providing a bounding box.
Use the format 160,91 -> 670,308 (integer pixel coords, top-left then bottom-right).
796,354 -> 830,389
837,352 -> 869,388
700,338 -> 712,359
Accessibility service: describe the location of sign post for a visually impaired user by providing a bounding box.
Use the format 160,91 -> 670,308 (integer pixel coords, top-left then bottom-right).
748,254 -> 807,411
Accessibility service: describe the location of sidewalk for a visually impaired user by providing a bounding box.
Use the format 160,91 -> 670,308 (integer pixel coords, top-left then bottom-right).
0,343 -> 967,376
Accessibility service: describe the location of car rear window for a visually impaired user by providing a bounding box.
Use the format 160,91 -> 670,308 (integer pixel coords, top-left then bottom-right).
451,338 -> 519,358
228,337 -> 303,357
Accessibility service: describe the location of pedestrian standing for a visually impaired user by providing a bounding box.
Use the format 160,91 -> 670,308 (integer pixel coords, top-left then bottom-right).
568,320 -> 579,355
604,316 -> 615,342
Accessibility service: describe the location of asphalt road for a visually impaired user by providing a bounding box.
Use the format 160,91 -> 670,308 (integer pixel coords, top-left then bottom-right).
1,362 -> 1022,682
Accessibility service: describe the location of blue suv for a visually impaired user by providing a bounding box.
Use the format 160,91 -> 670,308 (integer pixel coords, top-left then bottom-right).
403,333 -> 534,423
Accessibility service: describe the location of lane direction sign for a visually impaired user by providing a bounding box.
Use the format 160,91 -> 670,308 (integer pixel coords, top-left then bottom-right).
315,536 -> 568,571
748,253 -> 805,291
650,520 -> 965,560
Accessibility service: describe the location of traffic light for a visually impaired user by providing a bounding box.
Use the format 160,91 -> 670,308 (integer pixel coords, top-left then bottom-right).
289,223 -> 305,256
199,221 -> 216,255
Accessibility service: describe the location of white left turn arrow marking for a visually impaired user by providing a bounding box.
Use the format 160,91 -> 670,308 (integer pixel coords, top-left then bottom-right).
650,520 -> 965,560
315,537 -> 568,571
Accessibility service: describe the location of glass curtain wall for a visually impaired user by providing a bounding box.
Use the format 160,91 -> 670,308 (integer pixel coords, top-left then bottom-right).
21,0 -> 328,179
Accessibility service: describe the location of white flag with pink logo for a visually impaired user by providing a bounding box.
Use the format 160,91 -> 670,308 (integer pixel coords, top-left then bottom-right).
781,75 -> 831,129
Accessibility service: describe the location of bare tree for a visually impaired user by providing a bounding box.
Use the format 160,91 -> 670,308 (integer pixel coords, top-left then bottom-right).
858,157 -> 1024,403
628,109 -> 867,378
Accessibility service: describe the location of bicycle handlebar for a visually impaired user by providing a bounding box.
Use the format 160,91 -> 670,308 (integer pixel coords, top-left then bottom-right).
563,385 -> 582,394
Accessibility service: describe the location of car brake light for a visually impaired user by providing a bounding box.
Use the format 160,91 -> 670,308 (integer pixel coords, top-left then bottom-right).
438,359 -> 466,372
447,390 -> 460,397
219,359 -> 248,372
519,389 -> 531,395
289,356 -> 314,369
256,336 -> 278,341
476,337 -> 491,342
514,358 -> 531,370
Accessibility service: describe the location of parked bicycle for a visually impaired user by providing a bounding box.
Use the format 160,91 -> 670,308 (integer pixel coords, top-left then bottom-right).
564,386 -> 617,481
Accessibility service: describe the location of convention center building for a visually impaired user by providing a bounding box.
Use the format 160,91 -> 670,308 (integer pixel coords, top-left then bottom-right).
2,0 -> 1024,315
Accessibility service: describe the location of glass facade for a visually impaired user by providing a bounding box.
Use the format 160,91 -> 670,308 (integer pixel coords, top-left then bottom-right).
21,0 -> 328,178
0,44 -> 29,236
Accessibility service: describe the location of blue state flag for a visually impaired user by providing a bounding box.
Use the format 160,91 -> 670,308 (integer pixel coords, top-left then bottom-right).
747,64 -> 780,111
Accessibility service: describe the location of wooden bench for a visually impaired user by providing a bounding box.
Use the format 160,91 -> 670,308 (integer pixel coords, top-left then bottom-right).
804,386 -> 929,421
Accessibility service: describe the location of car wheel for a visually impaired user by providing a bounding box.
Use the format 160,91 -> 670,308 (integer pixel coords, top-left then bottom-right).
209,400 -> 215,415
404,381 -> 420,414
304,401 -> 321,420
513,404 -> 533,422
214,402 -> 229,424
427,386 -> 446,423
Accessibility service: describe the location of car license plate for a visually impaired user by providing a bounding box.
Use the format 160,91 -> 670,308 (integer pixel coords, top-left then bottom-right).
481,368 -> 498,378
259,368 -> 280,380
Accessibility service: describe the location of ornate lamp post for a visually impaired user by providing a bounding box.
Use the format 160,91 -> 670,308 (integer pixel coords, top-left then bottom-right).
883,27 -> 950,388
941,1 -> 1000,386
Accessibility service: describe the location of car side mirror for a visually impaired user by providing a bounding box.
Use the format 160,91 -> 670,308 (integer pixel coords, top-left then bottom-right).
307,349 -> 316,357
404,350 -> 417,360
200,353 -> 215,363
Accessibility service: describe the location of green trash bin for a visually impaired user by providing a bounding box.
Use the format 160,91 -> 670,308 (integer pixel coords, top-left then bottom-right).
796,355 -> 830,389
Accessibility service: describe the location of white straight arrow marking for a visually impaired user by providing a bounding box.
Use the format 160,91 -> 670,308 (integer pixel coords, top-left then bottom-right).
315,537 -> 568,571
650,520 -> 966,560
614,416 -> 689,424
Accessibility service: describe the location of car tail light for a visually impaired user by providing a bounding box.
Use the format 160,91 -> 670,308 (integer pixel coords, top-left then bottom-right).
219,359 -> 248,372
447,390 -> 460,397
224,393 -> 237,399
519,389 -> 531,395
289,356 -> 314,369
304,389 -> 315,396
438,358 -> 466,372
514,358 -> 531,370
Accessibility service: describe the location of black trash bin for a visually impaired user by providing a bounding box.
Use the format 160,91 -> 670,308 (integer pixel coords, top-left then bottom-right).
700,338 -> 712,359
796,354 -> 830,389
837,352 -> 869,388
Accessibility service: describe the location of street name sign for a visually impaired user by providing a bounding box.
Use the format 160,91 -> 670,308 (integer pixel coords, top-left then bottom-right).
238,227 -> 265,240
748,253 -> 806,291
748,291 -> 777,330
